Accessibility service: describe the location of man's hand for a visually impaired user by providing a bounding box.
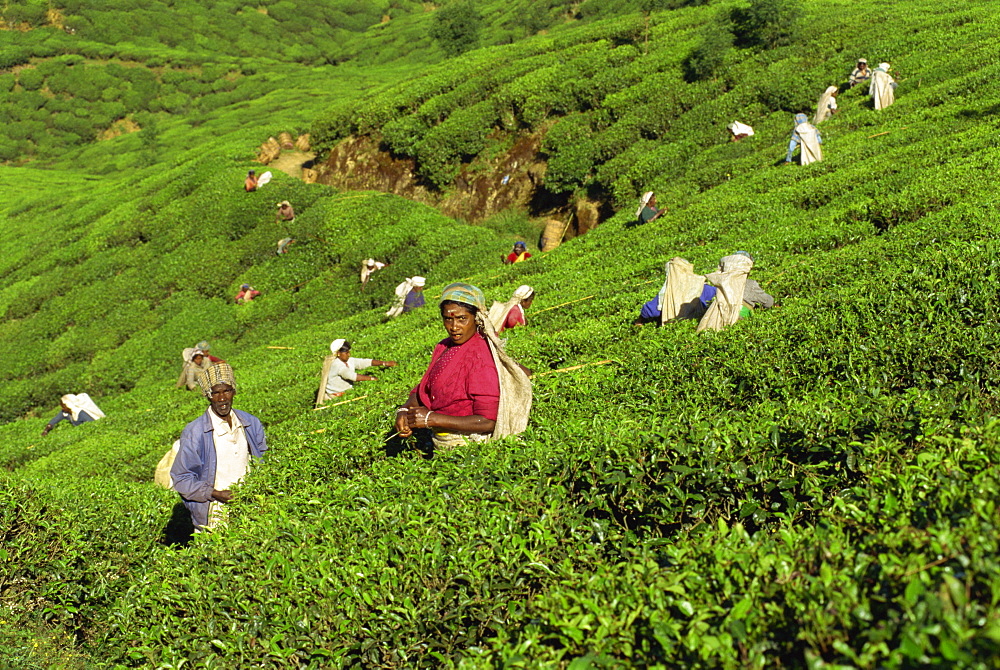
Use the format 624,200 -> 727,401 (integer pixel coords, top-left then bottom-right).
212,489 -> 233,503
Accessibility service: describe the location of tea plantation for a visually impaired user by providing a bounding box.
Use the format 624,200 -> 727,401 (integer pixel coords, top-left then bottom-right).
2,0 -> 1000,667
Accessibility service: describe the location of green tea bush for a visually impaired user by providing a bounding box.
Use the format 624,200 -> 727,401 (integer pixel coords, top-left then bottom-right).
5,0 -> 1000,667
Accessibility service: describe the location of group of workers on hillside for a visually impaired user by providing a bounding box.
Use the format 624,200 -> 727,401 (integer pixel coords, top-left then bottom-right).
721,58 -> 898,166
157,276 -> 536,531
43,56 -> 900,534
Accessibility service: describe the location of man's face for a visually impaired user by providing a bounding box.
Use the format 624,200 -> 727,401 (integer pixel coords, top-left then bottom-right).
208,383 -> 236,418
336,349 -> 351,362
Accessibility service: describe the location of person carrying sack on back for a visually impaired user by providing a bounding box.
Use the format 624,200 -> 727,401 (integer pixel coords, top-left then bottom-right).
386,276 -> 426,318
488,285 -> 535,334
634,258 -> 715,326
316,339 -> 397,404
785,114 -> 823,166
696,251 -> 773,332
394,283 -> 532,452
814,86 -> 839,124
41,393 -> 105,436
870,62 -> 897,110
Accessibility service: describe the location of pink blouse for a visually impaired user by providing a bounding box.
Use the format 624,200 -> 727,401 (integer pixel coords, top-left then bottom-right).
415,333 -> 500,421
500,304 -> 526,333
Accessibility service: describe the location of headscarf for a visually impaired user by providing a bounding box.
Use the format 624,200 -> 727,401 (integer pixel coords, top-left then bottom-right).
858,58 -> 867,65
241,283 -> 251,290
60,393 -> 106,422
488,285 -> 534,331
411,276 -> 426,287
364,258 -> 376,268
440,282 -> 486,311
794,113 -> 809,126
719,253 -> 755,273
636,191 -> 654,217
877,62 -> 890,72
196,340 -> 210,351
277,200 -> 291,208
197,363 -> 236,396
440,283 -> 532,438
330,339 -> 348,354
190,348 -> 205,361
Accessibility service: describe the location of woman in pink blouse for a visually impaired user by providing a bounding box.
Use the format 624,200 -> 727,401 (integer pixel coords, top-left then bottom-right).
395,282 -> 532,450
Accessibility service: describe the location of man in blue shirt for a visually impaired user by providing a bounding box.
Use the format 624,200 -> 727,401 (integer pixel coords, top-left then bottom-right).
171,363 -> 267,530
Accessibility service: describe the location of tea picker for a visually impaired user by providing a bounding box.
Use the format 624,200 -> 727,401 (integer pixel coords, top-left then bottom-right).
40,393 -> 106,436
316,339 -> 397,406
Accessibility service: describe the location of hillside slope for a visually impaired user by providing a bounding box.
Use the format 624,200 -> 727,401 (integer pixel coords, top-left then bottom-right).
3,0 -> 1000,667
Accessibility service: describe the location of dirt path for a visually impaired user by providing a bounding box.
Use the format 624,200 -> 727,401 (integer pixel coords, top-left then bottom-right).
269,150 -> 316,180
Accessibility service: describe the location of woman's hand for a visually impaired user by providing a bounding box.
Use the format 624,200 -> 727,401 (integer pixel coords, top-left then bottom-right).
395,406 -> 434,437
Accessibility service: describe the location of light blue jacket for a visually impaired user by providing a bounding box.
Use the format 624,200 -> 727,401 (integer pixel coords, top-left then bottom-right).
171,408 -> 267,529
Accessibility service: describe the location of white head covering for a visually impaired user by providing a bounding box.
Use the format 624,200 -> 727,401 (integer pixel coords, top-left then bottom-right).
636,191 -> 654,217
878,62 -> 891,71
330,339 -> 347,354
60,393 -> 106,422
364,258 -> 376,267
512,285 -> 534,300
190,349 -> 205,361
411,276 -> 426,287
727,121 -> 755,137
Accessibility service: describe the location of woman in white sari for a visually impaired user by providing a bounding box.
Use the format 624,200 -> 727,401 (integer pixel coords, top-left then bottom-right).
785,114 -> 823,166
869,62 -> 896,110
814,86 -> 839,124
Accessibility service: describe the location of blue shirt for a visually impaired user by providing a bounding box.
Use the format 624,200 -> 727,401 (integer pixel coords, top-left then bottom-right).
47,409 -> 94,428
402,289 -> 425,313
171,408 -> 267,529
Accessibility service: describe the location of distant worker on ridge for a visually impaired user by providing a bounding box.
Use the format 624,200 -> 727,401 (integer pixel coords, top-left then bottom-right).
244,170 -> 258,192
503,241 -> 532,265
870,62 -> 897,110
849,58 -> 871,88
785,114 -> 823,166
386,276 -> 426,318
41,393 -> 106,436
814,86 -> 839,124
235,284 -> 260,304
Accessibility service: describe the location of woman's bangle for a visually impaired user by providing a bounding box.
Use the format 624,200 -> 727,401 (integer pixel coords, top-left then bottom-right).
396,407 -> 409,415
423,411 -> 433,428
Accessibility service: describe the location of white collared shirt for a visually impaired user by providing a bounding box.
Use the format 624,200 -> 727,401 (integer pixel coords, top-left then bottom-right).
209,408 -> 249,491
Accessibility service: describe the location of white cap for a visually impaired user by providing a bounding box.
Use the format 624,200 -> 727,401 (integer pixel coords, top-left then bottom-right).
330,339 -> 347,354
411,276 -> 426,287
